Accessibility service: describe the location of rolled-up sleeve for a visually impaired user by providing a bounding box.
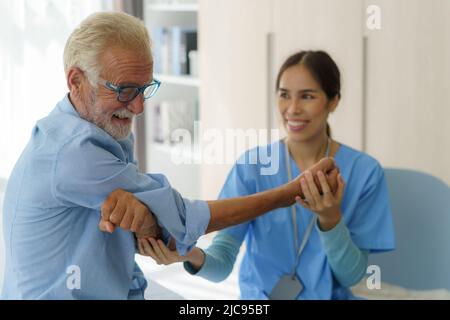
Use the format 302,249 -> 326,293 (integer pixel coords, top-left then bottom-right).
134,179 -> 210,254
52,132 -> 210,255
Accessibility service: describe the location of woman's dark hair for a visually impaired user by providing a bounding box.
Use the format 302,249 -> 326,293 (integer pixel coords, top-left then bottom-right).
276,50 -> 341,137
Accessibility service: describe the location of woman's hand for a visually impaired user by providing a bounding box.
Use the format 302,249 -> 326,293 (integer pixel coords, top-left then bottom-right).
138,237 -> 206,270
138,237 -> 185,265
296,170 -> 345,231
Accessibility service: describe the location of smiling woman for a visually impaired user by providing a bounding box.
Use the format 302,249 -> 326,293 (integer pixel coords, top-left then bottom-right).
276,51 -> 341,141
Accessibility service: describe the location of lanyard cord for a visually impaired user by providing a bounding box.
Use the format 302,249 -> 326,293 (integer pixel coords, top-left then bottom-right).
284,138 -> 331,278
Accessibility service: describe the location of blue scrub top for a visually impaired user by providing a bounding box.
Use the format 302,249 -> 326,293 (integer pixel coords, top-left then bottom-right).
219,140 -> 395,299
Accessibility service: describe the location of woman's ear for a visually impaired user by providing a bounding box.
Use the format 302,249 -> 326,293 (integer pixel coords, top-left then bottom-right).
328,95 -> 340,113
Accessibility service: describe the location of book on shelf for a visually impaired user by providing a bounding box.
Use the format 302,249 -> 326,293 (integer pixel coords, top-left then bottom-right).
151,26 -> 198,77
153,100 -> 198,145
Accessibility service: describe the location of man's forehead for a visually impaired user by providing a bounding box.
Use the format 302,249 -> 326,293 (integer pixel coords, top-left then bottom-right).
100,47 -> 153,83
102,46 -> 151,61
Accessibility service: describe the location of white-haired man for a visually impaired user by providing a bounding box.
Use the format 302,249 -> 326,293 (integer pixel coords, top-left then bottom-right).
1,12 -> 338,299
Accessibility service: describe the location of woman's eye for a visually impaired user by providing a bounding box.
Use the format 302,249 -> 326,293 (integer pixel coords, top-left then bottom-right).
279,92 -> 289,99
302,94 -> 314,100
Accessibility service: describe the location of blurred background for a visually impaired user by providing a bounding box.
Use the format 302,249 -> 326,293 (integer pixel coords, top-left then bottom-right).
1,0 -> 449,299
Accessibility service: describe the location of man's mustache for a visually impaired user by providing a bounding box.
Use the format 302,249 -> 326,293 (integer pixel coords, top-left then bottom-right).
112,108 -> 134,120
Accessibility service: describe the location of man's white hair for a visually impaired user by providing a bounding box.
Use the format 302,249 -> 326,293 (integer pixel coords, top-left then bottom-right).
63,11 -> 152,87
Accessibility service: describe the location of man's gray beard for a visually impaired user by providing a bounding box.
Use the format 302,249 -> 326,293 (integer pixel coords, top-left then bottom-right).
81,91 -> 133,140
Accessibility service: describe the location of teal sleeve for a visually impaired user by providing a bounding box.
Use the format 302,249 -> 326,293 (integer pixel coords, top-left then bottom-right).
317,219 -> 369,288
183,231 -> 242,283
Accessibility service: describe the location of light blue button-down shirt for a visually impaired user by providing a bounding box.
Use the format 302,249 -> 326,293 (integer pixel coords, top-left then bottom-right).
1,94 -> 210,299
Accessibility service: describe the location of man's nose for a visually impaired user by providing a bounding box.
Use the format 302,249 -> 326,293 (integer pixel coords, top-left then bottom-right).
127,94 -> 145,115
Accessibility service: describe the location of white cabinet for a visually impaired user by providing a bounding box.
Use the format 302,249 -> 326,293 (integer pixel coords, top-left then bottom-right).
364,0 -> 450,184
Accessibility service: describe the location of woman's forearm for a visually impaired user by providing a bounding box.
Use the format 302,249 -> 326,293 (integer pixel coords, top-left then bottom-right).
184,232 -> 241,282
318,219 -> 368,287
205,158 -> 338,234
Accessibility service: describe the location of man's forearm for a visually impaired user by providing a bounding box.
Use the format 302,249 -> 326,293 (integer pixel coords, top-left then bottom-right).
205,157 -> 338,234
205,181 -> 298,233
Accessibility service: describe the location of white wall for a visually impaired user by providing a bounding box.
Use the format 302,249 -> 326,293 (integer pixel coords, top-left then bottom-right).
364,0 -> 450,185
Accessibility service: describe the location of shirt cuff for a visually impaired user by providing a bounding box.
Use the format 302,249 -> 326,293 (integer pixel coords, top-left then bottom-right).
176,199 -> 211,255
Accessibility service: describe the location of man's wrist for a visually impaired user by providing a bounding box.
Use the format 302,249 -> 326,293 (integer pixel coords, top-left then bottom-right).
279,180 -> 300,207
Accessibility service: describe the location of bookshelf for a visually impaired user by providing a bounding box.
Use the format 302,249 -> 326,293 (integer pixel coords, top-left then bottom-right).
144,0 -> 201,200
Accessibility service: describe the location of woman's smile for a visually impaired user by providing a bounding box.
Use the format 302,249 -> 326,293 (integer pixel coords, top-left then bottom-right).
286,119 -> 310,132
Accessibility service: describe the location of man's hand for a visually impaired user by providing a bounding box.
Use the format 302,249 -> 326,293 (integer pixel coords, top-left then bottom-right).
293,157 -> 339,199
98,189 -> 161,237
297,170 -> 345,231
135,214 -> 162,239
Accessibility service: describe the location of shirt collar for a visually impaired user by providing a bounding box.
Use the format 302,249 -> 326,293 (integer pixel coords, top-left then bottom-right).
58,93 -> 81,118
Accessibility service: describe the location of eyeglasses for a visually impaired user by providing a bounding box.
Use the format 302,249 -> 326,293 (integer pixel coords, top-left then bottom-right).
99,77 -> 161,103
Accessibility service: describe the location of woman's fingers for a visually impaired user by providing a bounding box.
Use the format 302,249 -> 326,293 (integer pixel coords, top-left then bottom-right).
317,171 -> 334,205
139,237 -> 183,266
157,239 -> 182,262
305,171 -> 322,205
300,177 -> 315,207
140,238 -> 160,264
336,174 -> 346,200
149,237 -> 169,264
296,195 -> 311,209
137,238 -> 144,255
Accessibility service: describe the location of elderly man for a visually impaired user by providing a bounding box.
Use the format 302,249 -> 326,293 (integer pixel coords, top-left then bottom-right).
1,12 -> 338,299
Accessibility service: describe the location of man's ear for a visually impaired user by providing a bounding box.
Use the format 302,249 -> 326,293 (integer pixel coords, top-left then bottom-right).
328,95 -> 340,113
67,67 -> 84,98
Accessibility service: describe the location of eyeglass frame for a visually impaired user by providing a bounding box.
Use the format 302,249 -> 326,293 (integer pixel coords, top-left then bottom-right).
98,77 -> 161,103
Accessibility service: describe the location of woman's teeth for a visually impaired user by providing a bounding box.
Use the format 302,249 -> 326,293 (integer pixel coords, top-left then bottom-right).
287,120 -> 309,131
287,120 -> 308,126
